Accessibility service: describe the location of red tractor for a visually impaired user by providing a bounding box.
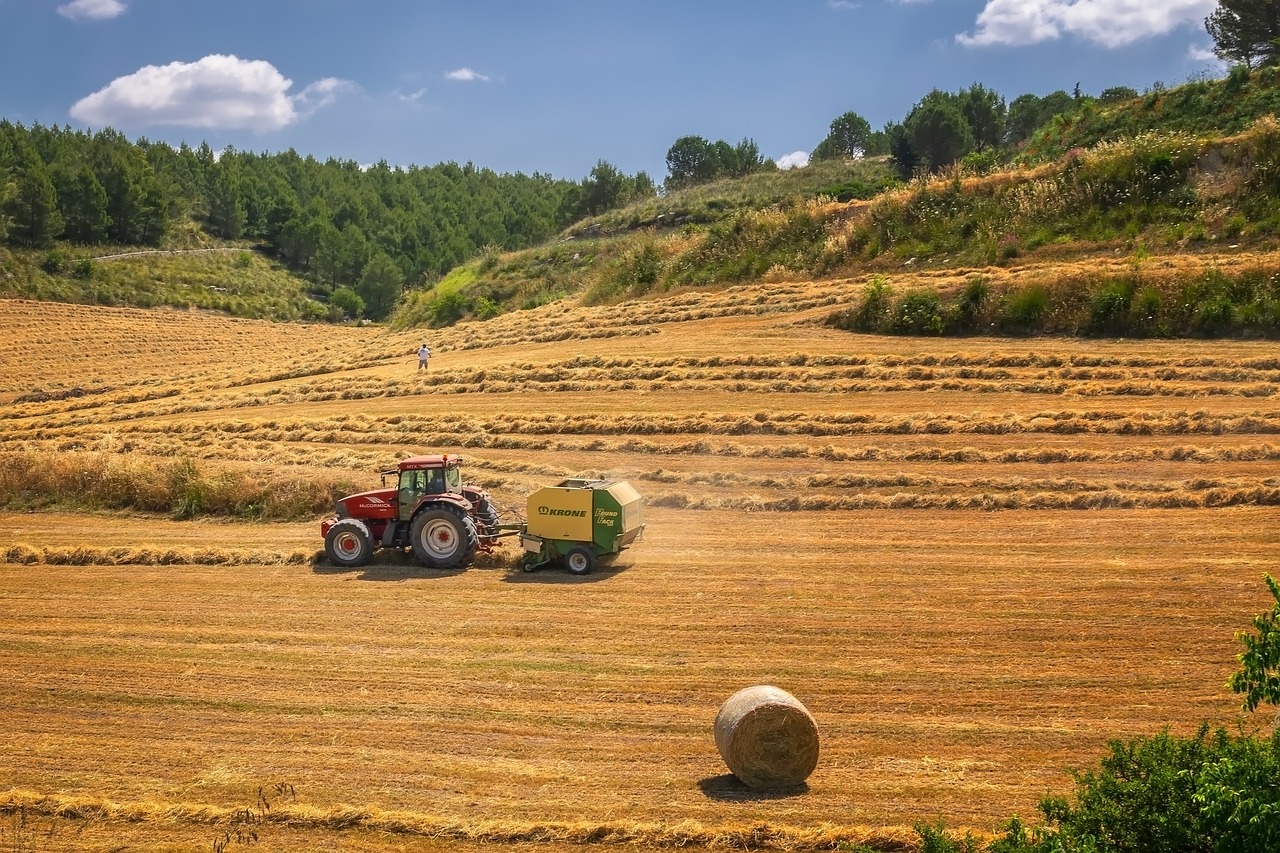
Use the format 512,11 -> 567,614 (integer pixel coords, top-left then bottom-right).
320,454 -> 501,569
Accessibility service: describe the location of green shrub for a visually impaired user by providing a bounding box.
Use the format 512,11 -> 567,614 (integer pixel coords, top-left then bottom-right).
1226,64 -> 1251,95
1046,726 -> 1280,853
1099,86 -> 1139,104
1087,279 -> 1135,336
473,295 -> 502,320
951,276 -> 990,332
913,821 -> 982,853
627,242 -> 663,288
169,458 -> 207,520
1228,574 -> 1280,713
73,257 -> 95,279
429,290 -> 469,326
1002,285 -> 1050,332
891,289 -> 944,335
1197,296 -> 1236,336
327,286 -> 365,320
851,277 -> 893,331
921,726 -> 1280,853
1129,286 -> 1166,337
41,249 -> 66,274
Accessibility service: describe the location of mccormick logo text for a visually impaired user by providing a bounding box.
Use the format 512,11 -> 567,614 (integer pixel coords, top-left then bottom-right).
538,507 -> 587,517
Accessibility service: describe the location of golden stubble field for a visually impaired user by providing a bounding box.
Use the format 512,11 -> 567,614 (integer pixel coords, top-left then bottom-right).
1,252 -> 1279,852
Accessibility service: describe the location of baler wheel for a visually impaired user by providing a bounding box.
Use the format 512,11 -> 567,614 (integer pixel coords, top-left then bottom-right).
564,545 -> 596,576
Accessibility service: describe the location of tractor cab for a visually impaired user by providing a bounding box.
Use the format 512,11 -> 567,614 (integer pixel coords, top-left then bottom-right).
389,455 -> 464,522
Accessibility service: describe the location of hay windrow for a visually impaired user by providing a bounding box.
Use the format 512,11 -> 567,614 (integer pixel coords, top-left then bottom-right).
0,789 -> 926,850
1,543 -> 315,566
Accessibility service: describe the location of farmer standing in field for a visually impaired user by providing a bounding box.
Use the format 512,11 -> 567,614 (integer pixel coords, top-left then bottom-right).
418,342 -> 431,371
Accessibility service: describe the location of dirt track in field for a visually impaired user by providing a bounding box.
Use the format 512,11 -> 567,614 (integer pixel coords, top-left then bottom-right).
1,255 -> 1279,851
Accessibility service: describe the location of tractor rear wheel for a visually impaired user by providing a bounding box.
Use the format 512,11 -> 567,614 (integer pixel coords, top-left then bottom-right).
410,505 -> 478,569
474,496 -> 500,543
325,518 -> 373,568
564,545 -> 596,576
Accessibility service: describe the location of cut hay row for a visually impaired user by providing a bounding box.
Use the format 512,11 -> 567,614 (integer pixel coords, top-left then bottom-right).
81,408 -> 1280,439
0,789 -> 922,850
460,443 -> 1280,472
11,376 -> 1279,434
644,471 -> 1280,496
1,543 -> 316,566
7,357 -> 1278,425
646,486 -> 1280,511
9,415 -> 1280,464
13,432 -> 1279,469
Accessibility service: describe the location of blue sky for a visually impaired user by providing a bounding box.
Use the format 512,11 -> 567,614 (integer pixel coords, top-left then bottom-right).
1,0 -> 1225,181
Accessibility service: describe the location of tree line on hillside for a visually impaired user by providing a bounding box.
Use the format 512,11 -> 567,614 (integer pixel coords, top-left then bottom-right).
799,0 -> 1280,181
655,2 -> 1280,190
0,121 -> 658,319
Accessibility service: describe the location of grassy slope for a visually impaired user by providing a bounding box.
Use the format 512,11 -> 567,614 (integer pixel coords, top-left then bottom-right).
392,158 -> 896,328
396,71 -> 1280,339
0,243 -> 326,322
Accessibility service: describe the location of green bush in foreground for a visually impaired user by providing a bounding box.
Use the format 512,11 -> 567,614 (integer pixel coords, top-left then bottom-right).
1229,574 -> 1280,714
919,574 -> 1280,853
939,726 -> 1280,853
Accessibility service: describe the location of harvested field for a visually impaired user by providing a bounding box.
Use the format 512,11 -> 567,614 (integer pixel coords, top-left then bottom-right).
1,258 -> 1279,851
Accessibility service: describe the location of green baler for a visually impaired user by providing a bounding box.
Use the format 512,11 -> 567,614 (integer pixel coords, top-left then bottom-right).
519,478 -> 645,574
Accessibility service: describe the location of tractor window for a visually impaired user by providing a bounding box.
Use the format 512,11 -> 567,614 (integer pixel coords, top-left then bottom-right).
444,466 -> 461,494
398,470 -> 424,500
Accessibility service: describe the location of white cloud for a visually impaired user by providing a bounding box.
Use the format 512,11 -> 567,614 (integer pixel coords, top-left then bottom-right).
828,1 -> 858,10
57,0 -> 126,20
957,0 -> 1216,49
777,151 -> 810,170
395,87 -> 428,102
69,54 -> 352,132
1187,43 -> 1219,63
293,76 -> 355,113
445,67 -> 491,82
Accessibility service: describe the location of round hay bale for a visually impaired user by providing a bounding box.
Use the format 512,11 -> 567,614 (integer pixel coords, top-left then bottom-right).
714,685 -> 819,789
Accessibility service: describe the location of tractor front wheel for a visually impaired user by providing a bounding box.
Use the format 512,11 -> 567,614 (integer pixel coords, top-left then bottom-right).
325,518 -> 373,568
564,545 -> 596,576
410,505 -> 478,569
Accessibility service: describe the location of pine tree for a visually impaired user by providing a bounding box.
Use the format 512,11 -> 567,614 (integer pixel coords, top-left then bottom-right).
6,147 -> 62,247
1206,0 -> 1280,68
52,162 -> 109,243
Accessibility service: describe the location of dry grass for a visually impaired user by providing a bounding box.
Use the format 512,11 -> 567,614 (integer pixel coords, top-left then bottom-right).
2,254 -> 1279,850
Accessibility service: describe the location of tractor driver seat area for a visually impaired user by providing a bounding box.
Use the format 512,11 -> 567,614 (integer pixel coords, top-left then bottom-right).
398,468 -> 448,521
398,470 -> 428,522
